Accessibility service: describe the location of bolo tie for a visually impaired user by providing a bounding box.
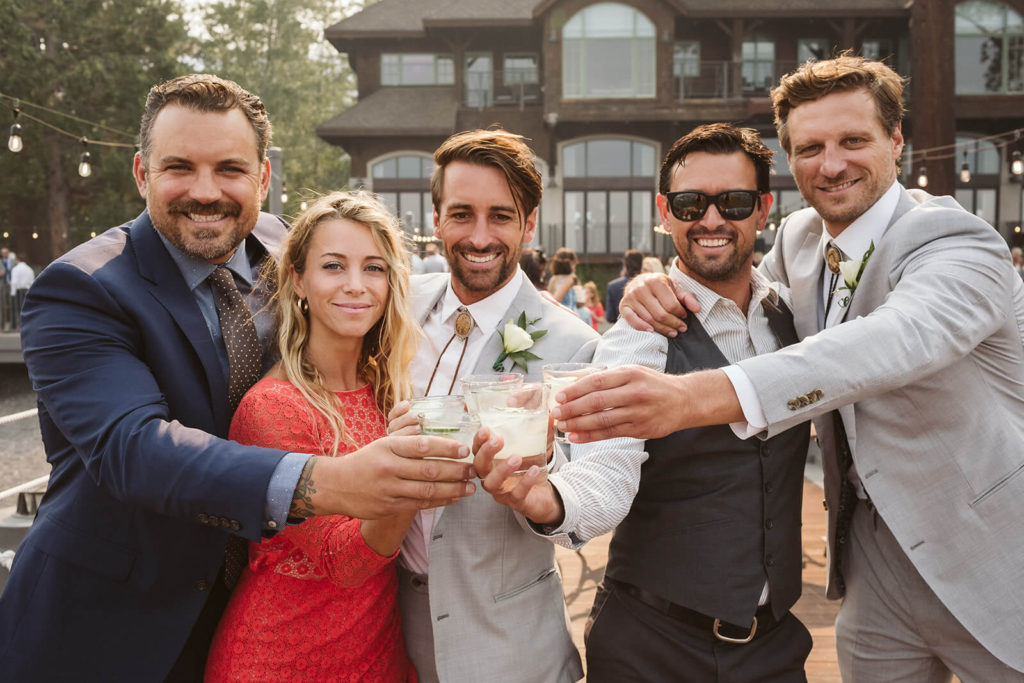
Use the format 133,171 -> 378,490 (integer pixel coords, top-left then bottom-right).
823,243 -> 842,323
424,306 -> 475,396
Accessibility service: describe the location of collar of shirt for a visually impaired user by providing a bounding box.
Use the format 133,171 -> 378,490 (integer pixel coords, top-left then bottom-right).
436,268 -> 525,335
156,230 -> 254,291
667,259 -> 788,323
819,180 -> 900,264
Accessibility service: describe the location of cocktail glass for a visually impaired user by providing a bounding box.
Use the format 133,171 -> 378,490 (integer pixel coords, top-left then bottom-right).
460,372 -> 523,418
474,382 -> 551,474
541,363 -> 607,442
409,395 -> 474,463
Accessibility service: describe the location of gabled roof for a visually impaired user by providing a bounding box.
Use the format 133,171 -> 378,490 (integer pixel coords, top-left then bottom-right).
326,0 -> 539,41
679,0 -> 911,16
316,87 -> 458,140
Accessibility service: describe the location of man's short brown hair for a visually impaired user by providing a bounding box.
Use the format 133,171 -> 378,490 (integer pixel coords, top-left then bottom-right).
659,123 -> 774,195
139,74 -> 272,165
430,129 -> 542,222
772,53 -> 905,154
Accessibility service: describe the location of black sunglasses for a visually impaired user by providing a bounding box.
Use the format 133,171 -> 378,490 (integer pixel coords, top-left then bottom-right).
664,190 -> 762,222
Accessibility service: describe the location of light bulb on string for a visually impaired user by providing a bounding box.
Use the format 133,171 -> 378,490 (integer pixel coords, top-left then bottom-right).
1012,150 -> 1023,177
280,181 -> 288,205
299,200 -> 308,211
78,138 -> 92,178
959,149 -> 971,184
916,162 -> 928,188
8,106 -> 22,153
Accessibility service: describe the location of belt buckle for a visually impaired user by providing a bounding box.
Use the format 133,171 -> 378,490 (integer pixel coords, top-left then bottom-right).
713,616 -> 757,644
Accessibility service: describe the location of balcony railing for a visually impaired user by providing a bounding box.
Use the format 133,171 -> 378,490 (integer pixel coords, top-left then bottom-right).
674,60 -> 802,100
465,69 -> 542,110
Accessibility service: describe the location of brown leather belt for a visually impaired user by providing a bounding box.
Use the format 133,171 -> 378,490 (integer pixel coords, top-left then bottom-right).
609,579 -> 781,644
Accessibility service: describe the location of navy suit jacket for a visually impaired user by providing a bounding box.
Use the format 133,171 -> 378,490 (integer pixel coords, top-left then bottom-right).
604,274 -> 634,324
0,210 -> 289,681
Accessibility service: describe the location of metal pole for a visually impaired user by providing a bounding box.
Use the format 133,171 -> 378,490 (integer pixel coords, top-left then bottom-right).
268,147 -> 283,216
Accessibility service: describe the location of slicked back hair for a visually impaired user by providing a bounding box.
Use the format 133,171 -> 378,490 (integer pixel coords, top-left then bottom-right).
139,74 -> 272,165
430,129 -> 542,223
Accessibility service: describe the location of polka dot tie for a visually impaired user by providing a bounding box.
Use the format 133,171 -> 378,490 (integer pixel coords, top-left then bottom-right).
208,267 -> 262,415
208,267 -> 261,589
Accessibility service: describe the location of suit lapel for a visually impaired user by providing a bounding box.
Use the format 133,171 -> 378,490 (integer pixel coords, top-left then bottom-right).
131,211 -> 231,432
791,219 -> 827,337
472,280 -> 545,375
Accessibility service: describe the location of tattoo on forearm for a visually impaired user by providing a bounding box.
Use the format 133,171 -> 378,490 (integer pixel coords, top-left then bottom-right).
290,457 -> 317,519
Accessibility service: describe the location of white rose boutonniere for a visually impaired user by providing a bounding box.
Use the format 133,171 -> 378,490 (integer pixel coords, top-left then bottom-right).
493,311 -> 547,372
833,241 -> 876,308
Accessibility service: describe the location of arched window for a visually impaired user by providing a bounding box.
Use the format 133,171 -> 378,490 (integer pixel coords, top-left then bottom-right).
562,3 -> 656,99
561,138 -> 657,256
955,0 -> 1024,94
369,154 -> 434,238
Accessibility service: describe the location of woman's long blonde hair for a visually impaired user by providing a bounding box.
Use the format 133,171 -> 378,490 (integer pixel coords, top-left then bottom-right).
272,191 -> 416,454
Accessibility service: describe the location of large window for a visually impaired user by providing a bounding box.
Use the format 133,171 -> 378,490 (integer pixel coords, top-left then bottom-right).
562,138 -> 657,256
742,38 -> 776,94
955,0 -> 1024,94
465,53 -> 493,108
562,3 -> 656,99
371,154 -> 435,237
381,54 -> 455,86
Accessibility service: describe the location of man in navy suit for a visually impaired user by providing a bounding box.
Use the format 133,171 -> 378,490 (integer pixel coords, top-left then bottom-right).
0,74 -> 474,682
604,249 -> 643,324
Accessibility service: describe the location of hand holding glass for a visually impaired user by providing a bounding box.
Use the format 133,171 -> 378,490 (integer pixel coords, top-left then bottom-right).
542,363 -> 607,442
474,382 -> 552,473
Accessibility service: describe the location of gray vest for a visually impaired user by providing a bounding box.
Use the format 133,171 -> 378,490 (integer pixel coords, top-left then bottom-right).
606,294 -> 809,626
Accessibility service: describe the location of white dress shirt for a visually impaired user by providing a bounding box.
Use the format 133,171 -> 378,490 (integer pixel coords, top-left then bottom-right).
402,269 -> 525,574
726,181 -> 901,437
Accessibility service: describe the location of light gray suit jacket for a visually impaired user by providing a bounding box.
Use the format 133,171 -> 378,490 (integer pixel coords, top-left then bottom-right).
738,186 -> 1024,671
406,272 -> 598,683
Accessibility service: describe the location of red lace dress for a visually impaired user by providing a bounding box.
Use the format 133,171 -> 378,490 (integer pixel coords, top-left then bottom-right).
205,379 -> 416,682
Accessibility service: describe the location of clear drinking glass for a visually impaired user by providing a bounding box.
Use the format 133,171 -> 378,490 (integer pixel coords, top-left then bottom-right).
460,372 -> 524,418
409,394 -> 474,463
474,382 -> 552,473
541,363 -> 607,442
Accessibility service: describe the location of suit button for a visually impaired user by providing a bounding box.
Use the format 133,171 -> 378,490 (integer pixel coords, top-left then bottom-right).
813,389 -> 824,400
267,520 -> 278,529
765,555 -> 775,567
787,399 -> 800,411
764,483 -> 774,494
766,519 -> 775,530
822,499 -> 829,511
194,579 -> 209,591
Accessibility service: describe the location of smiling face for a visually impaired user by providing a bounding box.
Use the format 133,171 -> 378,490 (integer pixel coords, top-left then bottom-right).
657,151 -> 771,296
134,105 -> 270,264
434,161 -> 537,304
291,218 -> 389,351
786,88 -> 903,236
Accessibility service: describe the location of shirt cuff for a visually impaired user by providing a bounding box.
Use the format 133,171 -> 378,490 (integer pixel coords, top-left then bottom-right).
263,452 -> 312,530
721,365 -> 768,440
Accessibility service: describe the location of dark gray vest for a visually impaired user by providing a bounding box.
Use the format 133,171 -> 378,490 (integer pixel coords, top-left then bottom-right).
605,293 -> 810,626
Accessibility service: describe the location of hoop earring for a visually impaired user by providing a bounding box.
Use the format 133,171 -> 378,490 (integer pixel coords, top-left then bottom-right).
299,298 -> 309,315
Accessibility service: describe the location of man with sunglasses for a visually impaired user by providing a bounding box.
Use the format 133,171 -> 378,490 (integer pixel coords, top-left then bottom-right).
556,55 -> 1024,680
473,123 -> 812,681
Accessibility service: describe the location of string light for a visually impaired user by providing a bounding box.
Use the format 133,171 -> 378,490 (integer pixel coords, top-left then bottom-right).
78,138 -> 92,178
8,105 -> 22,153
959,149 -> 971,183
916,162 -> 928,188
299,200 -> 308,211
1012,150 -> 1023,177
31,232 -> 38,239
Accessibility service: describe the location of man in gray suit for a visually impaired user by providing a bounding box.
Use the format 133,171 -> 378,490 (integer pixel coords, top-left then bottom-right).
555,55 -> 1024,681
391,129 -> 597,682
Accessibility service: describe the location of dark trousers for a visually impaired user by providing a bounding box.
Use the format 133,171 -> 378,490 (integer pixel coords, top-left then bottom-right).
585,581 -> 812,683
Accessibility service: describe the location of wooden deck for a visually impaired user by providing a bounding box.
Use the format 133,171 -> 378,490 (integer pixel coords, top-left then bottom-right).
556,477 -> 841,681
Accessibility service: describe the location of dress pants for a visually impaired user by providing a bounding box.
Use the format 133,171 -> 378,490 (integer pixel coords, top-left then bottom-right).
836,503 -> 1024,682
398,564 -> 440,683
585,581 -> 811,683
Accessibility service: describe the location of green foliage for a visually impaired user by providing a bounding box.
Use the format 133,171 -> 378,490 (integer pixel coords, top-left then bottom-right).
0,0 -> 189,260
192,0 -> 360,216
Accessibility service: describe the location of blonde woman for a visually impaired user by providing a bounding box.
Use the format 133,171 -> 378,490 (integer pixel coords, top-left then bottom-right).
206,192 -> 420,681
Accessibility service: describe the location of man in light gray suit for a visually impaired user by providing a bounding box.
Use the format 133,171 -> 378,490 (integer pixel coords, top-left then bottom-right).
390,129 -> 597,682
554,56 -> 1024,681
